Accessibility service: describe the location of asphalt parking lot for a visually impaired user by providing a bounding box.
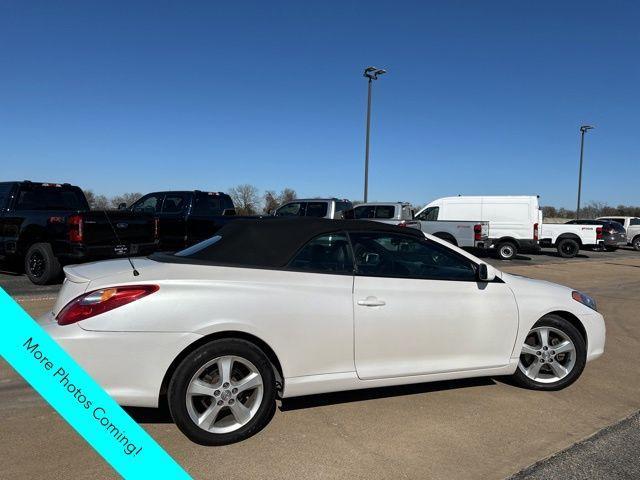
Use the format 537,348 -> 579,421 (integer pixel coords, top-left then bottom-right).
1,247 -> 639,479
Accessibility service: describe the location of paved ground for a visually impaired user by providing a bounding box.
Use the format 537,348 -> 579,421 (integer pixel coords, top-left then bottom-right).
1,250 -> 639,479
511,411 -> 640,480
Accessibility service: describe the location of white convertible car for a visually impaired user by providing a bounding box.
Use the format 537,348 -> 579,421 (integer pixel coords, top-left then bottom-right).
42,218 -> 605,445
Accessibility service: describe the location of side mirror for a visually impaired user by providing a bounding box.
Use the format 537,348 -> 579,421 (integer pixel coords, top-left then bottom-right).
118,202 -> 127,210
477,263 -> 496,282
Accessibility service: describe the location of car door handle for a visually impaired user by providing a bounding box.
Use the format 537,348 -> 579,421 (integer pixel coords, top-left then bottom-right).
357,297 -> 386,307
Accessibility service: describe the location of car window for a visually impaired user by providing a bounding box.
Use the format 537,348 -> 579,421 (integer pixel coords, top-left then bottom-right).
14,185 -> 86,211
305,202 -> 328,218
402,206 -> 413,219
416,206 -> 439,221
631,218 -> 640,226
375,206 -> 395,219
131,194 -> 163,213
353,205 -> 375,219
162,194 -> 188,213
275,202 -> 305,217
335,201 -> 352,212
349,232 -> 477,281
0,183 -> 12,210
608,218 -> 626,226
288,233 -> 353,274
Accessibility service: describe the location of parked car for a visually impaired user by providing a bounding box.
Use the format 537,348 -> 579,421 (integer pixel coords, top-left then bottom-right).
124,190 -> 240,251
349,202 -> 489,249
539,223 -> 604,258
596,216 -> 640,251
273,198 -> 352,219
44,218 -> 605,445
414,195 -> 540,260
0,181 -> 158,284
565,220 -> 627,251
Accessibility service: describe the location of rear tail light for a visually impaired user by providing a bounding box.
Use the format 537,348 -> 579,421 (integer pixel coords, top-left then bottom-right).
154,218 -> 160,241
533,223 -> 539,241
474,224 -> 482,241
68,215 -> 84,243
596,227 -> 603,240
56,285 -> 159,325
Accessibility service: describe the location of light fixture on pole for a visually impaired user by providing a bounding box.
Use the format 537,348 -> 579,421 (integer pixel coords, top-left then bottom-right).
576,125 -> 594,219
363,66 -> 387,202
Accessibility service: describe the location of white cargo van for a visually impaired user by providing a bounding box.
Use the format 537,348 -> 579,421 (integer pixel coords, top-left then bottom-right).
415,196 -> 540,260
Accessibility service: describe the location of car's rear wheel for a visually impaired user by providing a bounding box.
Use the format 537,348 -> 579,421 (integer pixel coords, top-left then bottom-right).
633,236 -> 640,251
168,339 -> 276,445
24,243 -> 61,285
557,238 -> 579,258
512,314 -> 586,391
496,241 -> 517,260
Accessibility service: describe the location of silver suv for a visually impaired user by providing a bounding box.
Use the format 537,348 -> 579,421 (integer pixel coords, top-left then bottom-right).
274,198 -> 353,219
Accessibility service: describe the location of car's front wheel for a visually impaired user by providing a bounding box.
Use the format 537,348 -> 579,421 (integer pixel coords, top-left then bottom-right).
168,339 -> 276,445
512,314 -> 586,391
633,236 -> 640,251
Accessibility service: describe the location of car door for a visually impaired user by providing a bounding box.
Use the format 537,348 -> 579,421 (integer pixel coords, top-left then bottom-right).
158,193 -> 190,250
350,231 -> 519,380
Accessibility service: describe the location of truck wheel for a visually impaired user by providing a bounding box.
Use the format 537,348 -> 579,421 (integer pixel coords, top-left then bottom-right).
633,236 -> 640,251
24,243 -> 62,285
557,238 -> 579,258
496,241 -> 517,260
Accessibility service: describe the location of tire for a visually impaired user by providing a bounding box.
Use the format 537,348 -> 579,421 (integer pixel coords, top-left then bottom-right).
168,339 -> 276,445
556,238 -> 580,258
24,243 -> 61,285
633,236 -> 640,251
512,314 -> 586,391
496,241 -> 517,260
604,246 -> 618,252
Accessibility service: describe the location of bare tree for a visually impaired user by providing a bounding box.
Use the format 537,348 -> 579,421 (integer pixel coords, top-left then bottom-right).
263,190 -> 279,214
229,184 -> 260,215
84,190 -> 110,210
110,192 -> 143,209
279,188 -> 297,204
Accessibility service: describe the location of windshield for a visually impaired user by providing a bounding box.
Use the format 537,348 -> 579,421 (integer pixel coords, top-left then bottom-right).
175,235 -> 222,257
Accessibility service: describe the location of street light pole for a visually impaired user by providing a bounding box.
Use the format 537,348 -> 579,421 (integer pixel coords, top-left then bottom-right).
363,66 -> 386,203
576,125 -> 594,219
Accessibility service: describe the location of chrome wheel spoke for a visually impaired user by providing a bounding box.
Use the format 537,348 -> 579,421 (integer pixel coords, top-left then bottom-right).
229,401 -> 252,425
188,379 -> 218,397
217,357 -> 233,385
521,344 -> 538,356
538,328 -> 550,349
553,340 -> 574,355
525,360 -> 542,379
549,361 -> 569,378
198,403 -> 223,429
234,372 -> 261,393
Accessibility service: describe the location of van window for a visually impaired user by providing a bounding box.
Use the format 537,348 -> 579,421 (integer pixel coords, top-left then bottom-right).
416,207 -> 439,221
631,218 -> 640,226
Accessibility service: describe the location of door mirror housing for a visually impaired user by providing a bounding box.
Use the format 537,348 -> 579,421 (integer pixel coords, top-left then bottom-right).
477,263 -> 496,282
117,202 -> 127,210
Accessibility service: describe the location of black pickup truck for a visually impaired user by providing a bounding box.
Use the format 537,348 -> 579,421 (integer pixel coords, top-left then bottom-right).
0,181 -> 159,284
123,190 -> 242,251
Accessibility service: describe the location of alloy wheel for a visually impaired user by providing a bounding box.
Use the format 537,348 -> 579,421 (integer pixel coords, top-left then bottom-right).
28,251 -> 46,278
518,326 -> 577,384
185,355 -> 264,434
561,241 -> 578,257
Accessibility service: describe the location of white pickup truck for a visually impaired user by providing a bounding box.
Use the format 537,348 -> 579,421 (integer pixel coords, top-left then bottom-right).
539,223 -> 604,257
346,202 -> 489,249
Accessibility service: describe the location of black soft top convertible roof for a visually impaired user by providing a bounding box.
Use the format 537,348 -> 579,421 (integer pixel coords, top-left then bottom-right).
150,217 -> 424,268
